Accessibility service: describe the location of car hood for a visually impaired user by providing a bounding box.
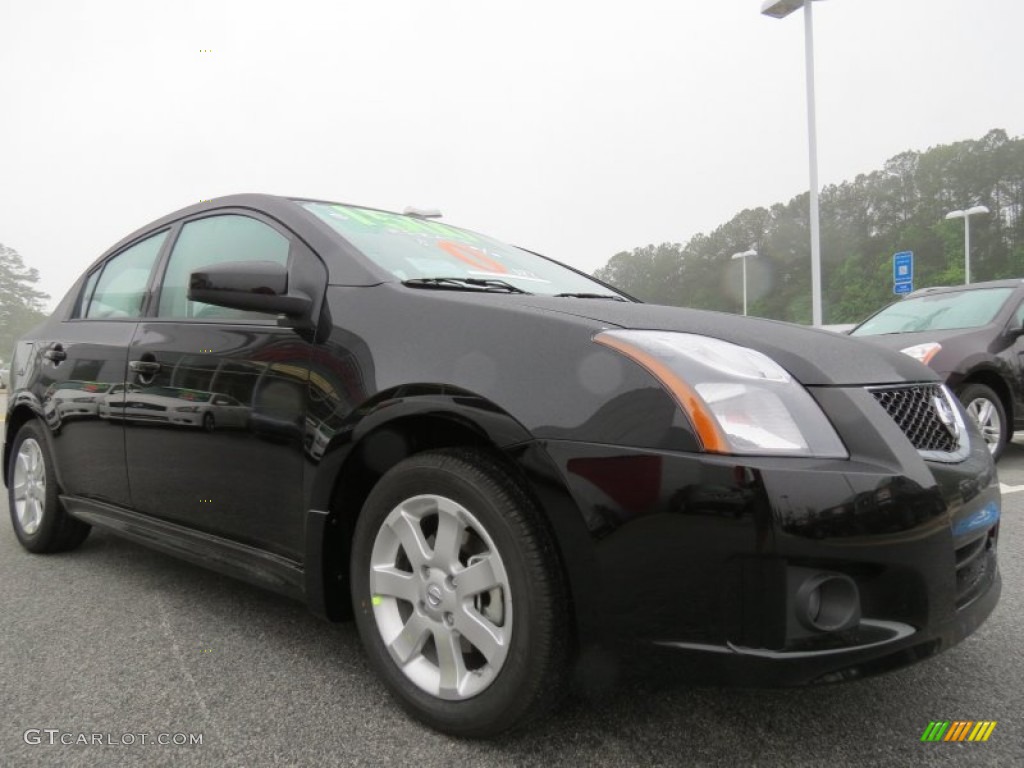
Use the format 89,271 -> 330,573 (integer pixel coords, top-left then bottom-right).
851,326 -> 998,375
521,298 -> 937,387
850,326 -> 987,352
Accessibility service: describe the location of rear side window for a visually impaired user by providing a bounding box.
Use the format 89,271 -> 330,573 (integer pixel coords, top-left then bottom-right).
77,269 -> 102,317
157,215 -> 290,321
84,231 -> 167,319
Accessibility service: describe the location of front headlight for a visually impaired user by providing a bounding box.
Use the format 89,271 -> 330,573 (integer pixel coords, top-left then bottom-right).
900,342 -> 941,365
594,330 -> 847,458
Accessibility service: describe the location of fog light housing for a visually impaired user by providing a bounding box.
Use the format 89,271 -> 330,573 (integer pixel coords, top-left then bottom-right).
787,567 -> 861,638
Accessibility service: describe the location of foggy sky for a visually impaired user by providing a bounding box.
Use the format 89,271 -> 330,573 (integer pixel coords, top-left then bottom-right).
2,0 -> 1022,308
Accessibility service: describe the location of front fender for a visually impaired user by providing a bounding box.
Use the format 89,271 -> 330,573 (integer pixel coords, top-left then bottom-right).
307,385 -> 532,513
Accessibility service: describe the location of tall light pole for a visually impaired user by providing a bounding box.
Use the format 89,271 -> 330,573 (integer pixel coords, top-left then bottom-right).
762,0 -> 824,327
731,249 -> 759,315
945,205 -> 990,284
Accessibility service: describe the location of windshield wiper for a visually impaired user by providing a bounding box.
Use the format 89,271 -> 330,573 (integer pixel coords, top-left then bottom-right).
402,277 -> 531,294
552,292 -> 628,301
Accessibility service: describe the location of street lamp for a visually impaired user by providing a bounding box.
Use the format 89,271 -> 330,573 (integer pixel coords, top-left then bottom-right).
944,205 -> 990,284
762,0 -> 824,327
731,249 -> 759,316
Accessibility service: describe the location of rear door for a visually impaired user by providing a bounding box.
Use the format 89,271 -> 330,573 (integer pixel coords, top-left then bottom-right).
42,230 -> 168,506
124,211 -> 325,560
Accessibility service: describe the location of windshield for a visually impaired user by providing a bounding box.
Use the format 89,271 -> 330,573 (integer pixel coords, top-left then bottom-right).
852,287 -> 1014,336
299,201 -> 625,298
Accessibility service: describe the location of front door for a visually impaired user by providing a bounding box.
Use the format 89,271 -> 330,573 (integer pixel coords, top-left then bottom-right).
123,212 -> 321,560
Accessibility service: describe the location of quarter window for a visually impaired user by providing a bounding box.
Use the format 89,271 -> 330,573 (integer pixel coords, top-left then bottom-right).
84,231 -> 167,319
157,215 -> 290,320
77,268 -> 101,318
1013,301 -> 1024,329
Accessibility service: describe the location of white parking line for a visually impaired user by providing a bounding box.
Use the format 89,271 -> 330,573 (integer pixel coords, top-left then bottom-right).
999,482 -> 1024,494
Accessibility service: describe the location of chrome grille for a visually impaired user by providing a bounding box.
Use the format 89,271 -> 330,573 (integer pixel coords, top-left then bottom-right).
870,384 -> 959,453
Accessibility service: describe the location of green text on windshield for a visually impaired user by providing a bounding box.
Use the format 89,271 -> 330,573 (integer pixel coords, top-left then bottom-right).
299,202 -> 621,298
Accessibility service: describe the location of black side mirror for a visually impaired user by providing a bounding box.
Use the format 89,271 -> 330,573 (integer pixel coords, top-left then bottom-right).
188,261 -> 311,318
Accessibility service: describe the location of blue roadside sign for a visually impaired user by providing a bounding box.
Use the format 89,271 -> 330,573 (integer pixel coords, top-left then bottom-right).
893,251 -> 913,282
893,251 -> 913,296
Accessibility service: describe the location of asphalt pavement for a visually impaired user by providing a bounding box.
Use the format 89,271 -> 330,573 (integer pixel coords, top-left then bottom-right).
0,392 -> 1022,767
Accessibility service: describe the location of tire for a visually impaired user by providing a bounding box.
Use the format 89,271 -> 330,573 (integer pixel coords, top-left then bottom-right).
350,448 -> 569,737
203,412 -> 215,432
7,421 -> 91,553
958,383 -> 1009,461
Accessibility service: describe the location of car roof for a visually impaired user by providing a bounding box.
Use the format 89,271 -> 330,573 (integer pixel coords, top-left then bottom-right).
89,193 -> 394,287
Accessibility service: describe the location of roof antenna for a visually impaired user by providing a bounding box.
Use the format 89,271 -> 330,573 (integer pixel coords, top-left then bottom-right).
403,206 -> 443,219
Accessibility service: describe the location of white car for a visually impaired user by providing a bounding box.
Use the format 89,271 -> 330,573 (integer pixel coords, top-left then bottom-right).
41,381 -> 111,428
101,385 -> 248,431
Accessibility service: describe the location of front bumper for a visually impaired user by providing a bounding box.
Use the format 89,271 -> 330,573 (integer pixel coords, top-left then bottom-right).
537,388 -> 1001,686
648,565 -> 1000,686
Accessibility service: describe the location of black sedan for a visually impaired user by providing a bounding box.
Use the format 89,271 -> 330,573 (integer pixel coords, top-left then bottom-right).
851,279 -> 1024,460
3,195 -> 1001,737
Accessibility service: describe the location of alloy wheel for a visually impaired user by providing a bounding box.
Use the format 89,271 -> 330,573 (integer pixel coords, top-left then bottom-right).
965,396 -> 1002,454
368,493 -> 512,701
12,438 -> 46,535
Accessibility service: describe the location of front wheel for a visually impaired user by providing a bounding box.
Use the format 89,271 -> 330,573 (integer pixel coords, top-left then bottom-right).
350,449 -> 569,737
958,383 -> 1009,460
7,421 -> 91,553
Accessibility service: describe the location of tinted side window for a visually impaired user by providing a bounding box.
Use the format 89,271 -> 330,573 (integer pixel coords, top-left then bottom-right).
157,215 -> 290,321
85,232 -> 167,319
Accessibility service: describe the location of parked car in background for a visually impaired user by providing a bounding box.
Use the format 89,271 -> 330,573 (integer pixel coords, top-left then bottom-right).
3,194 -> 1002,737
0,362 -> 9,389
99,385 -> 248,431
851,279 -> 1024,460
41,381 -> 112,430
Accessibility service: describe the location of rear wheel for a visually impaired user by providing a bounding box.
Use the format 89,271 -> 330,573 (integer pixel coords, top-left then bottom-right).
958,383 -> 1009,460
350,449 -> 569,737
7,421 -> 91,553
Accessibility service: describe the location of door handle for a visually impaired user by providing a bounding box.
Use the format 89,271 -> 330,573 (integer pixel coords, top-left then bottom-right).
129,360 -> 162,376
43,344 -> 66,363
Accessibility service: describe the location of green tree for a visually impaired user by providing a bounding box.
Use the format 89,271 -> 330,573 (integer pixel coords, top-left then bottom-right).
0,243 -> 48,361
594,129 -> 1024,325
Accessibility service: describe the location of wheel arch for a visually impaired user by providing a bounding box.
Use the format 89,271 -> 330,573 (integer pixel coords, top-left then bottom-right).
957,368 -> 1014,426
303,389 -> 585,632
